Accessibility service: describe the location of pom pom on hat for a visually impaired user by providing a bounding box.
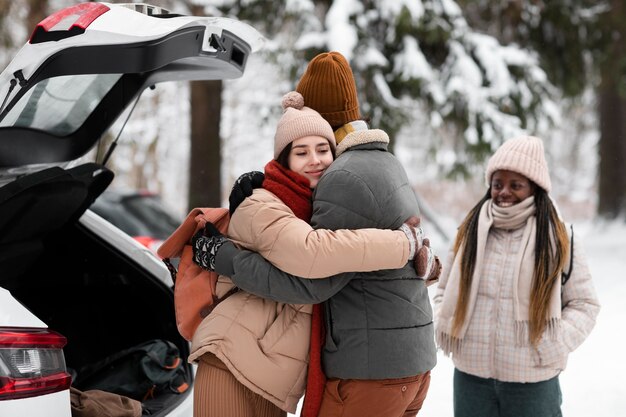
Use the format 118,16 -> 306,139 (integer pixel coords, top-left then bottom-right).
274,91 -> 336,158
282,91 -> 305,111
485,135 -> 552,192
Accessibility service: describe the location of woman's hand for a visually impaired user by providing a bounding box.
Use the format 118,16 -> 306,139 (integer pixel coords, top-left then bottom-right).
398,216 -> 424,260
191,222 -> 229,271
228,171 -> 264,215
414,238 -> 442,285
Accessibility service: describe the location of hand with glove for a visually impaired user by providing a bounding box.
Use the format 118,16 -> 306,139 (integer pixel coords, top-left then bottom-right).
228,171 -> 265,215
414,238 -> 442,286
398,216 -> 425,260
399,216 -> 442,285
427,255 -> 442,286
192,221 -> 230,271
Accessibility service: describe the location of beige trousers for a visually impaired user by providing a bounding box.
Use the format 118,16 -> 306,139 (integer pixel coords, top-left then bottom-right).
193,353 -> 286,417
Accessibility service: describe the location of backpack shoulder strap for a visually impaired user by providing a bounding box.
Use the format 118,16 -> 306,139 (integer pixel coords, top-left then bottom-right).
157,207 -> 205,259
561,224 -> 574,286
159,207 -> 230,284
197,207 -> 230,234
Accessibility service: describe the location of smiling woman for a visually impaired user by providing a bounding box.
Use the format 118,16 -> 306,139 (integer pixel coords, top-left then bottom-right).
285,136 -> 334,188
490,170 -> 536,207
433,135 -> 600,417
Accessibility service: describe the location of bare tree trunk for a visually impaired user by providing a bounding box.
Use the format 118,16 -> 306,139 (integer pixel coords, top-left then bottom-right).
597,0 -> 626,219
597,91 -> 626,219
186,3 -> 223,211
188,80 -> 222,211
26,0 -> 47,37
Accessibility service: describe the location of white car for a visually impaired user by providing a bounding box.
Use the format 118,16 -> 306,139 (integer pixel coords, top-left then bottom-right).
0,2 -> 262,416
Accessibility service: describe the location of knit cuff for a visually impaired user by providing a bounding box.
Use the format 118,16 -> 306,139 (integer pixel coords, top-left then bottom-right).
214,240 -> 238,277
398,223 -> 417,260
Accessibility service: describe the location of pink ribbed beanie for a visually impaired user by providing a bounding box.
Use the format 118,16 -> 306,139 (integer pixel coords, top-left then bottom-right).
485,135 -> 551,192
274,91 -> 336,158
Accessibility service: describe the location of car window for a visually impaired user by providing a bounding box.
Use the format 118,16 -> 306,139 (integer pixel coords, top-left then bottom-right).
124,196 -> 181,239
90,202 -> 149,237
0,73 -> 122,135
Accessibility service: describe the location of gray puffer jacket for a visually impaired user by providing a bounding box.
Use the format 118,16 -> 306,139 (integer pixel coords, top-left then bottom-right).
216,126 -> 437,379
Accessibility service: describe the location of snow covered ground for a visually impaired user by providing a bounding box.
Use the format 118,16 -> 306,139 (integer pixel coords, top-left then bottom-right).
289,219 -> 626,417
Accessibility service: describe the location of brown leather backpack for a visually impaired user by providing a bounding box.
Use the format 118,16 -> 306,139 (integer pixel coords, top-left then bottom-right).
157,207 -> 234,341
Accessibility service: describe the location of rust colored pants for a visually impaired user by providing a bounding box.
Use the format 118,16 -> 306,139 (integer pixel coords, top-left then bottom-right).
193,353 -> 286,417
317,371 -> 431,417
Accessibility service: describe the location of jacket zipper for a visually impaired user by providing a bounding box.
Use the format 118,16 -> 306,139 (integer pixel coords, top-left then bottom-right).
490,229 -> 513,380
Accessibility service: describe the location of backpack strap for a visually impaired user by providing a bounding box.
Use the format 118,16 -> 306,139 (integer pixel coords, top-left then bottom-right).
163,258 -> 178,283
561,224 -> 574,286
157,208 -> 205,259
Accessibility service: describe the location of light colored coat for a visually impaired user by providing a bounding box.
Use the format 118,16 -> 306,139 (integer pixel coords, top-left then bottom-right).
189,188 -> 410,412
433,224 -> 600,383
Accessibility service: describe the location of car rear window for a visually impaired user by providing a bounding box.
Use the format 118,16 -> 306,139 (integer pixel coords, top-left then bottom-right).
0,73 -> 121,135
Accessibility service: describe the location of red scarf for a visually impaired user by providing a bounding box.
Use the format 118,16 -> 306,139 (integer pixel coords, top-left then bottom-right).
263,160 -> 312,221
263,160 -> 326,417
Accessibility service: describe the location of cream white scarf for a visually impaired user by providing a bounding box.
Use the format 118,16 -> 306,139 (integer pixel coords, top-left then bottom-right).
436,196 -> 562,355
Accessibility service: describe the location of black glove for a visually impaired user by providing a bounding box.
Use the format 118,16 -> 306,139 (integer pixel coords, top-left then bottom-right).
192,222 -> 229,271
229,171 -> 265,215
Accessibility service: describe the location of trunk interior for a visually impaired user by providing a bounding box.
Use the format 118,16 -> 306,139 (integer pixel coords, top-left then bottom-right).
4,213 -> 192,416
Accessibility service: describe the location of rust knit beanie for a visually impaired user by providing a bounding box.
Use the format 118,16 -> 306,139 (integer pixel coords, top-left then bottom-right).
485,135 -> 552,192
296,51 -> 360,129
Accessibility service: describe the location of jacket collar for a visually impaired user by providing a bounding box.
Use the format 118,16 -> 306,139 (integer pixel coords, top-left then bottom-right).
334,121 -> 389,157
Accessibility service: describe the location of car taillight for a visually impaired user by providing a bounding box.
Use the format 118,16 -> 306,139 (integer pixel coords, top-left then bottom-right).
0,327 -> 71,400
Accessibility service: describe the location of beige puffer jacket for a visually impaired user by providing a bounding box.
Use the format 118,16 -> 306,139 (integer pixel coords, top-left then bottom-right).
189,188 -> 411,412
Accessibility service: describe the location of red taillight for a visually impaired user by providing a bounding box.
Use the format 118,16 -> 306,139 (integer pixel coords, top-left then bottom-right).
0,327 -> 71,400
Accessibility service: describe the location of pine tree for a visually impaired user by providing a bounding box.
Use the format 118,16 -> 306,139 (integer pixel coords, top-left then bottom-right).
220,1 -> 561,179
459,0 -> 625,218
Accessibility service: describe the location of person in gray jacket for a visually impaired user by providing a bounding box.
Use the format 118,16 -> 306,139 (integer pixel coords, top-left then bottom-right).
193,52 -> 439,417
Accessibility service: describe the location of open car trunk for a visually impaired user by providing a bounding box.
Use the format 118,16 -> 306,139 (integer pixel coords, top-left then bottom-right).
0,163 -> 192,416
9,219 -> 191,415
0,3 -> 262,414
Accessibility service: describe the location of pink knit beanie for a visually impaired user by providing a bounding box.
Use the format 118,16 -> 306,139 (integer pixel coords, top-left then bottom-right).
274,91 -> 336,158
485,135 -> 551,192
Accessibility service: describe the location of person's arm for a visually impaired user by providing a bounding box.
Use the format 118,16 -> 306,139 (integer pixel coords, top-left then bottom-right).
230,189 -> 416,278
560,237 -> 600,348
432,246 -> 457,317
215,241 -> 354,304
267,165 -> 425,291
534,234 -> 600,365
